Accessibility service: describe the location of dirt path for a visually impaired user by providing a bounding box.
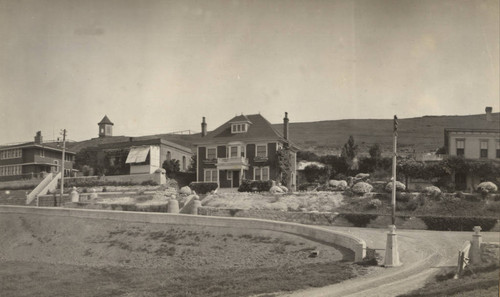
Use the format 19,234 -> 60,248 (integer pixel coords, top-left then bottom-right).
285,227 -> 499,297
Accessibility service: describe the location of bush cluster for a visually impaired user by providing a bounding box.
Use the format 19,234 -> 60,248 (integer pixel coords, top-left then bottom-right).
340,213 -> 378,227
188,182 -> 218,194
238,180 -> 273,192
420,216 -> 498,231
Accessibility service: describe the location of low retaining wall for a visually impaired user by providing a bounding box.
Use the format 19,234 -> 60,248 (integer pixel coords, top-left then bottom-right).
0,205 -> 366,262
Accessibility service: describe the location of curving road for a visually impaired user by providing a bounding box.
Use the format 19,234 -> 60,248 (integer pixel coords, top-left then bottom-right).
285,227 -> 499,297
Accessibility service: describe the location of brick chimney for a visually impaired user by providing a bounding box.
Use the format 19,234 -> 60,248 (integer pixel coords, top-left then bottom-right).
283,112 -> 289,140
34,131 -> 43,144
201,117 -> 207,137
485,106 -> 493,121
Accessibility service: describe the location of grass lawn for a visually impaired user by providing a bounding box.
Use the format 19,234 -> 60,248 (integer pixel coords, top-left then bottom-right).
0,213 -> 368,297
0,260 -> 362,297
398,264 -> 500,297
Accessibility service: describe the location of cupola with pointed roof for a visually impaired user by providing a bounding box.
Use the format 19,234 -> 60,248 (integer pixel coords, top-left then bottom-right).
98,115 -> 114,138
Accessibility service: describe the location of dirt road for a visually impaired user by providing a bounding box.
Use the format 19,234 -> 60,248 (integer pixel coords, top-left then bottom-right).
286,227 -> 499,297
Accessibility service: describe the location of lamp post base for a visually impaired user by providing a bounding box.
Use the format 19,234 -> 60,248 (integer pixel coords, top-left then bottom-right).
384,225 -> 402,267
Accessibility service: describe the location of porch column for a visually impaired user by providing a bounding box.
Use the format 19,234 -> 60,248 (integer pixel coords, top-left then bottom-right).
217,169 -> 220,187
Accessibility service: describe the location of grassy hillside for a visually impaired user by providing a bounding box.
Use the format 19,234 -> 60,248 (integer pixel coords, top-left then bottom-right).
273,113 -> 499,155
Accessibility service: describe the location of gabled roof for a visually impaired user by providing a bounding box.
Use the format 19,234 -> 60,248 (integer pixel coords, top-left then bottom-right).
196,113 -> 300,150
229,114 -> 252,124
98,115 -> 114,125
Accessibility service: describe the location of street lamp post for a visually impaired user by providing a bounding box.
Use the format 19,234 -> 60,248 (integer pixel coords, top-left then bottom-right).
384,115 -> 402,267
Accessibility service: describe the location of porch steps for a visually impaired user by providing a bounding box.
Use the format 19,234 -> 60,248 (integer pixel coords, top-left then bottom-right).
26,172 -> 61,205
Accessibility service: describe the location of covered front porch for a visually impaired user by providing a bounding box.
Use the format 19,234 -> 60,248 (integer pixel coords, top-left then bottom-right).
216,157 -> 249,189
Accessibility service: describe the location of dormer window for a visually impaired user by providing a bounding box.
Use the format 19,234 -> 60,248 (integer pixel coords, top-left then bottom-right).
231,123 -> 248,134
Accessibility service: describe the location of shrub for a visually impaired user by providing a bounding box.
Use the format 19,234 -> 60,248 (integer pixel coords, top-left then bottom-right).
141,180 -> 159,186
367,199 -> 382,209
189,182 -> 218,194
485,201 -> 500,213
298,183 -> 319,191
340,213 -> 378,227
238,180 -> 273,192
351,182 -> 373,195
420,216 -> 498,231
396,192 -> 412,203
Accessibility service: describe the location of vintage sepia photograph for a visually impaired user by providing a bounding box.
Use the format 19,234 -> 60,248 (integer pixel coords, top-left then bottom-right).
0,0 -> 499,296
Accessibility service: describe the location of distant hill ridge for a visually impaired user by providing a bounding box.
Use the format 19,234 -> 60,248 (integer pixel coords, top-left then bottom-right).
69,112 -> 499,156
272,112 -> 499,155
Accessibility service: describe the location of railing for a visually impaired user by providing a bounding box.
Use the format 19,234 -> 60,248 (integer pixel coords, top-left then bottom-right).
26,172 -> 61,205
217,157 -> 249,166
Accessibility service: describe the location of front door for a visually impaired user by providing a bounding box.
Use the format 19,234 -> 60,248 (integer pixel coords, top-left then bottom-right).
232,171 -> 240,188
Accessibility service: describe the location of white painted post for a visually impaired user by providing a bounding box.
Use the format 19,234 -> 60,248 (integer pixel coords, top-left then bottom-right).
470,226 -> 482,264
384,224 -> 402,267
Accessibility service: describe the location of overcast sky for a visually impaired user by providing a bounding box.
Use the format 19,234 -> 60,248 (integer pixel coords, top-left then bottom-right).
0,0 -> 498,143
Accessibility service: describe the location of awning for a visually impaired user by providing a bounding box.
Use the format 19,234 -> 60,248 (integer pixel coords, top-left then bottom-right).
125,146 -> 150,164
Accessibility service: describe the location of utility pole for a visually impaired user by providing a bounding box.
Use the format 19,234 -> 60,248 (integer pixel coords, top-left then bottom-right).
384,115 -> 401,267
59,129 -> 66,206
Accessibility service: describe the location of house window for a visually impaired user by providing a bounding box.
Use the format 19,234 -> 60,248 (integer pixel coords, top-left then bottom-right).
182,156 -> 186,170
256,144 -> 267,158
456,139 -> 465,156
227,170 -> 232,180
40,149 -> 45,157
496,141 -> 500,158
254,167 -> 270,181
0,149 -> 22,160
480,140 -> 488,158
206,148 -> 216,160
166,151 -> 171,161
230,146 -> 238,158
0,165 -> 22,176
231,123 -> 248,134
204,169 -> 218,182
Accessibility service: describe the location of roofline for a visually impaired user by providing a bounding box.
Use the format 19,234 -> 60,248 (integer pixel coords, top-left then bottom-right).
444,128 -> 500,133
98,138 -> 193,154
0,143 -> 76,154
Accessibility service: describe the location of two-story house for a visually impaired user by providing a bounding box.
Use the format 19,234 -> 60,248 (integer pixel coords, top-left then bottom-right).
194,113 -> 299,190
443,107 -> 500,190
0,131 -> 75,182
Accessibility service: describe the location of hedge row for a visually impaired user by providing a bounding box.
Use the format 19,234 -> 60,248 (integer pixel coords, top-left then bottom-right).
189,182 -> 218,194
62,178 -> 158,188
238,180 -> 273,192
419,216 -> 498,231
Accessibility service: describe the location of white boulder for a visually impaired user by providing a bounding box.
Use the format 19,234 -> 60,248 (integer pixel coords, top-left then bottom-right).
269,186 -> 284,194
179,186 -> 192,195
476,182 -> 498,193
385,181 -> 406,192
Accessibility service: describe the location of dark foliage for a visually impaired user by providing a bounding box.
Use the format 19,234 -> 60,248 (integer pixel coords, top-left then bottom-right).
189,182 -> 218,194
420,216 -> 498,231
340,213 -> 378,227
238,180 -> 273,192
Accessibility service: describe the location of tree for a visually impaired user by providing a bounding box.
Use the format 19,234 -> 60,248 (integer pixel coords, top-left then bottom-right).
162,159 -> 180,178
276,144 -> 292,186
297,151 -> 320,162
369,144 -> 382,160
188,154 -> 197,173
341,136 -> 358,172
303,164 -> 330,183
